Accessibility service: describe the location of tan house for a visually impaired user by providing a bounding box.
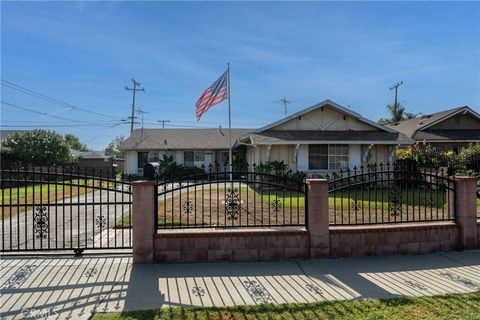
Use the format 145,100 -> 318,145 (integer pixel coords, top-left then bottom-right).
237,100 -> 412,176
119,128 -> 252,175
389,106 -> 480,153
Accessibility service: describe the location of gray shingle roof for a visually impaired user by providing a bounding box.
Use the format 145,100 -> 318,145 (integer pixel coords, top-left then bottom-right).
246,130 -> 412,145
413,130 -> 480,141
119,128 -> 254,151
387,106 -> 479,139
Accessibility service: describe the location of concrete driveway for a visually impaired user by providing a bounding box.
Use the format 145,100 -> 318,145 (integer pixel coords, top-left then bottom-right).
1,250 -> 479,319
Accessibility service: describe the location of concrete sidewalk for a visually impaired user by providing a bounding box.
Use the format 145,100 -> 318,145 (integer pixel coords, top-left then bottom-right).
1,251 -> 479,319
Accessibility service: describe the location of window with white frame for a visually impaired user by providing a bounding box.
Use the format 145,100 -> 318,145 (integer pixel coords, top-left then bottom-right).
308,144 -> 349,170
184,151 -> 205,167
148,151 -> 161,163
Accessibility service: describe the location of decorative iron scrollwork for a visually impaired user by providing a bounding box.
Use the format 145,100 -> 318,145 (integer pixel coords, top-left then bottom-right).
271,199 -> 282,212
440,272 -> 480,290
426,194 -> 435,208
33,206 -> 48,239
96,215 -> 107,228
225,188 -> 240,220
404,280 -> 427,291
351,199 -> 363,212
388,186 -> 402,216
1,265 -> 37,289
183,200 -> 193,214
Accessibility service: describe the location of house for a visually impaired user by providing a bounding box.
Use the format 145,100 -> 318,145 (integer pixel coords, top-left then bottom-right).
119,128 -> 253,175
237,99 -> 413,176
71,150 -> 125,173
388,106 -> 480,154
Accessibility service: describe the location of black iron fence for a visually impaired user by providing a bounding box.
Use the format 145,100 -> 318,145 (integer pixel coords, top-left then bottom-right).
327,163 -> 455,225
0,166 -> 132,253
156,171 -> 307,229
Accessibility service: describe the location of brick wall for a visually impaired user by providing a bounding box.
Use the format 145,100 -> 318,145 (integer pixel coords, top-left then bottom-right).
330,222 -> 458,257
154,228 -> 309,262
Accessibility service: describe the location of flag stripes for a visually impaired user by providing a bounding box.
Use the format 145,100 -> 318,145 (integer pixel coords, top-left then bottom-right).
195,70 -> 228,121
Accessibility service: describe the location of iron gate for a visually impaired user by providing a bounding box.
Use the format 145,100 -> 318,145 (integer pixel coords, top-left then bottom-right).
156,170 -> 307,230
0,167 -> 132,254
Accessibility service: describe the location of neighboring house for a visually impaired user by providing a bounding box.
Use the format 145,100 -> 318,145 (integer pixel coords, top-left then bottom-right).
237,100 -> 412,176
71,150 -> 125,173
119,128 -> 252,175
388,106 -> 480,154
0,130 -> 24,142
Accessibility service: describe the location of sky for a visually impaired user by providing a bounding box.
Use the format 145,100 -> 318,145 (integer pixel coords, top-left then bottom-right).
1,1 -> 479,150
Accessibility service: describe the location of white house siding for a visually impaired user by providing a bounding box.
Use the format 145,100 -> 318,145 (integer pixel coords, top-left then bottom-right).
126,151 -> 138,174
348,145 -> 361,168
175,151 -> 184,165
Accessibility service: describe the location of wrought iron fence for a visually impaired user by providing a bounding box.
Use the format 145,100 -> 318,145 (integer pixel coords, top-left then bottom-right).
156,171 -> 307,229
328,163 -> 455,225
0,166 -> 132,253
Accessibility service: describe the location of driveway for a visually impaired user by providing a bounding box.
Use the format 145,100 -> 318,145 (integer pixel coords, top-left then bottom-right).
1,189 -> 132,252
0,250 -> 479,319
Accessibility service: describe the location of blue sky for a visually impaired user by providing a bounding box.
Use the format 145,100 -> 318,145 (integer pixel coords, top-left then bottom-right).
1,1 -> 479,150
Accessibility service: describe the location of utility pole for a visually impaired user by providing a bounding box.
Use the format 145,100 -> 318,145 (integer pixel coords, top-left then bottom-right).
157,120 -> 171,128
280,96 -> 291,117
136,108 -> 148,131
389,81 -> 403,124
125,79 -> 145,133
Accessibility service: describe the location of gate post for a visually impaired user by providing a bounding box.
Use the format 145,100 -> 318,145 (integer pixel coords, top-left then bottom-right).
453,176 -> 478,251
132,180 -> 156,263
306,179 -> 330,258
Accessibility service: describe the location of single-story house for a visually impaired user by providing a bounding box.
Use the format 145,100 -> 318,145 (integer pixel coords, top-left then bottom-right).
71,150 -> 125,173
119,128 -> 252,175
388,106 -> 480,153
237,99 -> 412,176
120,99 -> 413,176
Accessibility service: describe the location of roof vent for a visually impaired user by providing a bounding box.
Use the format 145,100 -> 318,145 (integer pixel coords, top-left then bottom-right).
219,125 -> 225,136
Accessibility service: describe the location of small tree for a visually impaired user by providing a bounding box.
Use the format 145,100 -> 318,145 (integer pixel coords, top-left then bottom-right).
1,129 -> 73,166
378,103 -> 420,125
105,136 -> 125,158
64,133 -> 89,151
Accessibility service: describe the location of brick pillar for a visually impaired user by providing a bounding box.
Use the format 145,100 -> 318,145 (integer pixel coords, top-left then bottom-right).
306,179 -> 330,258
453,176 -> 478,251
132,180 -> 156,263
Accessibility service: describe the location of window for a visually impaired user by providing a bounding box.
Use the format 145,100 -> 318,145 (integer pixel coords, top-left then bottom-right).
148,151 -> 161,163
137,152 -> 148,169
184,151 -> 205,167
453,146 -> 460,155
308,145 -> 328,170
329,145 -> 349,170
308,144 -> 349,170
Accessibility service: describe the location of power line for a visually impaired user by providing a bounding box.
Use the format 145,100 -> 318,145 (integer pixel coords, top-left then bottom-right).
125,79 -> 145,133
1,101 -> 122,126
1,79 -> 123,119
157,120 -> 171,128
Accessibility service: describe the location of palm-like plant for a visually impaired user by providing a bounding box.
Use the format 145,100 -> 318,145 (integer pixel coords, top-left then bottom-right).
378,103 -> 421,125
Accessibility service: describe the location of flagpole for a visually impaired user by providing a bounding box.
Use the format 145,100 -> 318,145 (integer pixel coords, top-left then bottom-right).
227,62 -> 233,180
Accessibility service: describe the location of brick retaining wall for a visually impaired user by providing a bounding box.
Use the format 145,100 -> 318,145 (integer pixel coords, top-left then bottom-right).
155,228 -> 309,262
330,222 -> 458,257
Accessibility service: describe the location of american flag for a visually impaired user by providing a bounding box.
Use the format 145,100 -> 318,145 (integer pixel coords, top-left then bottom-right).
195,70 -> 228,121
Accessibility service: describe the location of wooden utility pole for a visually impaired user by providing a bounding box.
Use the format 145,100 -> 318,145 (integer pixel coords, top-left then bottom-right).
125,79 -> 145,133
389,81 -> 403,124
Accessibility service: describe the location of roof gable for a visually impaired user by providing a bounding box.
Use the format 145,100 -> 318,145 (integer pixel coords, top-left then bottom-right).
389,106 -> 480,138
255,100 -> 396,133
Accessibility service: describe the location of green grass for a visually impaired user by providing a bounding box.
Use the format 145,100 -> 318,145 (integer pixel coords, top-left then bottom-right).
1,179 -> 117,217
92,291 -> 480,320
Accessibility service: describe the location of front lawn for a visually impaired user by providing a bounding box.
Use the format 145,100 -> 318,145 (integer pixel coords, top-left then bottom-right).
92,291 -> 480,320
